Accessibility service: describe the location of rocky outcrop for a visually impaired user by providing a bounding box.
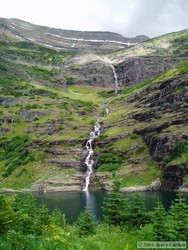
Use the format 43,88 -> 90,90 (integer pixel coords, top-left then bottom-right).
0,127 -> 9,135
116,56 -> 187,87
18,110 -> 49,121
0,117 -> 17,123
120,181 -> 162,192
62,60 -> 115,87
126,73 -> 188,191
31,173 -> 84,192
162,165 -> 188,191
0,96 -> 22,106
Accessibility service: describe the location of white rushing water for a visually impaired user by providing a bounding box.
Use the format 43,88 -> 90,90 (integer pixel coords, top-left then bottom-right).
110,64 -> 119,94
102,59 -> 119,94
83,62 -> 118,191
83,106 -> 109,191
83,138 -> 94,191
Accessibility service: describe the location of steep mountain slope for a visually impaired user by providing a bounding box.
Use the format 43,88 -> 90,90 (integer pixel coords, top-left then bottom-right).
0,19 -> 187,192
0,17 -> 148,53
96,61 -> 188,191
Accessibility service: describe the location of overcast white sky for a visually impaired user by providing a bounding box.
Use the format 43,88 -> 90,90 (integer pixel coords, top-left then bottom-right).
1,0 -> 188,38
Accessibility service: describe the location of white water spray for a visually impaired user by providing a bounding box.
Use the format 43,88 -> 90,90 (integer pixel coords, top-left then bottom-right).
102,59 -> 119,94
111,65 -> 119,95
83,138 -> 94,191
83,107 -> 108,191
111,65 -> 119,90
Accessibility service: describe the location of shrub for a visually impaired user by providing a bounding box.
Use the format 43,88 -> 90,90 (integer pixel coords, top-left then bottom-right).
64,75 -> 74,85
98,163 -> 121,172
98,152 -> 122,172
130,133 -> 139,139
166,142 -> 188,163
98,152 -> 122,164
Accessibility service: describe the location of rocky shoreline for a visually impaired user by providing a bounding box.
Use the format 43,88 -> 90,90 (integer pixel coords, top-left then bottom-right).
1,181 -> 188,194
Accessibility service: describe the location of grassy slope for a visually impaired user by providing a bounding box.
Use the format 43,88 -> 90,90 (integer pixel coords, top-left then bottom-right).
0,31 -> 187,190
96,59 -> 188,188
108,29 -> 188,62
0,38 -> 106,190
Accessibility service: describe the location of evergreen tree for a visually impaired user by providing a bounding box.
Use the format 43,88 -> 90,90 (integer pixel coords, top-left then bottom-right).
0,195 -> 16,234
35,203 -> 50,234
76,209 -> 96,237
168,193 -> 188,240
152,199 -> 167,240
50,208 -> 66,228
13,193 -> 40,234
128,193 -> 149,229
102,180 -> 127,226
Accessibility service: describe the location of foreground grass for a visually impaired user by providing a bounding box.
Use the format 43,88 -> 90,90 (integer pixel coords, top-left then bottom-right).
0,223 -> 155,250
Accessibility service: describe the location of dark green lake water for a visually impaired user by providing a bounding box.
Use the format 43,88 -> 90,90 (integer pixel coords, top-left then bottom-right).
34,191 -> 188,223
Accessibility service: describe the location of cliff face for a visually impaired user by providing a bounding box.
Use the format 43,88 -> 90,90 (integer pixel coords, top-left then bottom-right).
93,67 -> 188,191
130,74 -> 188,190
0,18 -> 187,192
115,56 -> 187,87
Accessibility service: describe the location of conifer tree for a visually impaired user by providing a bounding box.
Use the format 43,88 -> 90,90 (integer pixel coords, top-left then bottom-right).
50,208 -> 66,228
76,209 -> 96,237
128,193 -> 149,229
36,203 -> 50,234
168,193 -> 188,240
152,199 -> 167,240
0,195 -> 16,233
13,193 -> 38,234
102,180 -> 127,226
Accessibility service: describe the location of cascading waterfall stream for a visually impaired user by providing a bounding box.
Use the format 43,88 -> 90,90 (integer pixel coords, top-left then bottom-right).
111,64 -> 119,93
102,59 -> 119,94
83,106 -> 108,191
83,138 -> 94,191
83,62 -> 118,191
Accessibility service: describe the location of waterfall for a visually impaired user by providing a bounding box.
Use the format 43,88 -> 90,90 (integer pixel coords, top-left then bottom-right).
83,106 -> 108,191
83,123 -> 98,191
111,65 -> 119,90
83,138 -> 94,191
111,65 -> 119,95
102,59 -> 119,94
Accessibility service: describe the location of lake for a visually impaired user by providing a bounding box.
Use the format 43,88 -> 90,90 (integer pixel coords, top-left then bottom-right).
34,191 -> 188,223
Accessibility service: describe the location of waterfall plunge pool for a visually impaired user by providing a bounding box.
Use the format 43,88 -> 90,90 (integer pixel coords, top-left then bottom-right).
34,191 -> 188,223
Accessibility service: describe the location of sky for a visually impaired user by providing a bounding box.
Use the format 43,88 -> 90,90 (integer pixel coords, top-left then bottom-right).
0,0 -> 188,38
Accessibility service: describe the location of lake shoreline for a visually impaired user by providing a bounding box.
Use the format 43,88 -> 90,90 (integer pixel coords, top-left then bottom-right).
1,181 -> 188,194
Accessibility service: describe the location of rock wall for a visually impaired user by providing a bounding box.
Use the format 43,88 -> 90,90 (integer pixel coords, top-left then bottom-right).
116,56 -> 187,87
130,74 -> 188,190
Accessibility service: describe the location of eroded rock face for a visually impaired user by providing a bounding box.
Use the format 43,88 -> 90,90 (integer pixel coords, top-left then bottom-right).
162,165 -> 188,191
130,73 -> 188,190
0,127 -> 9,135
61,60 -> 115,87
116,56 -> 187,87
0,96 -> 21,106
18,110 -> 49,121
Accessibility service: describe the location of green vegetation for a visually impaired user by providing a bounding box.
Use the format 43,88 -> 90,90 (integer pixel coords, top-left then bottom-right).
109,29 -> 188,59
120,167 -> 161,187
98,152 -> 123,172
0,24 -> 187,193
65,75 -> 74,85
166,142 -> 188,165
76,209 -> 96,237
0,136 -> 31,177
0,187 -> 187,249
